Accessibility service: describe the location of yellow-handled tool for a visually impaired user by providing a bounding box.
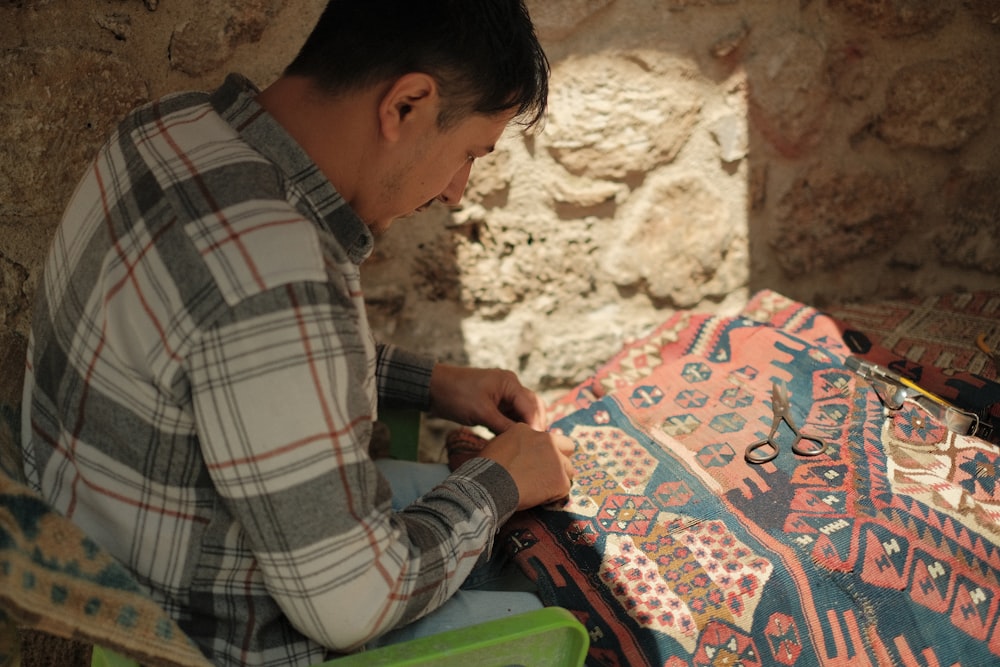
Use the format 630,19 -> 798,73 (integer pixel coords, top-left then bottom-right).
976,332 -> 1000,373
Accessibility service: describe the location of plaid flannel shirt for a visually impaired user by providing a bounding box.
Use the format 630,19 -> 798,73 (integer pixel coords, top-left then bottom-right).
20,74 -> 518,666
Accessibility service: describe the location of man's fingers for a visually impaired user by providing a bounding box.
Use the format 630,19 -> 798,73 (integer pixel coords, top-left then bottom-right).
486,411 -> 518,435
504,390 -> 547,431
554,434 -> 576,486
562,454 -> 576,482
526,393 -> 548,430
553,434 -> 576,455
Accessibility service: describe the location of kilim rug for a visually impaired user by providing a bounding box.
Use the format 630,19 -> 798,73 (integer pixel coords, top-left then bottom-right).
496,290 -> 1000,667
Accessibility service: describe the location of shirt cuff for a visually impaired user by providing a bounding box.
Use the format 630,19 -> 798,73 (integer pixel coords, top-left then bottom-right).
449,456 -> 519,526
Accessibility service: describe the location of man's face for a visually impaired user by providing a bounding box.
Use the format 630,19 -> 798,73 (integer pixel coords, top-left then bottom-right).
367,108 -> 514,234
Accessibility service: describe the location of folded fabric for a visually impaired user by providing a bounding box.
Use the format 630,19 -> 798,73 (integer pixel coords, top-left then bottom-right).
446,427 -> 491,472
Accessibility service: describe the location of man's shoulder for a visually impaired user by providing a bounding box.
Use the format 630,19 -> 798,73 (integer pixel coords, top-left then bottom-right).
98,82 -> 354,314
125,89 -> 273,186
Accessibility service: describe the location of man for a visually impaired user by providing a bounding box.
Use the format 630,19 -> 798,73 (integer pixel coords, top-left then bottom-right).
19,1 -> 575,664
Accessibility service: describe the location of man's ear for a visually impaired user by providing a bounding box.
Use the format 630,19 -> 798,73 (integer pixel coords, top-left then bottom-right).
378,72 -> 439,142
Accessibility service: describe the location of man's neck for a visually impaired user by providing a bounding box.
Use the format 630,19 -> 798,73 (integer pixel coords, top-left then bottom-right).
256,75 -> 379,210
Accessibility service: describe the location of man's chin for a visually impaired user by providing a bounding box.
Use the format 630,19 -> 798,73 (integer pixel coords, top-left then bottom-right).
368,220 -> 391,237
368,215 -> 405,237
368,208 -> 425,236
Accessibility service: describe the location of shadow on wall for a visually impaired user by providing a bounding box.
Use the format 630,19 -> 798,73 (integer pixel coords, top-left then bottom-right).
738,2 -> 1000,306
363,0 -> 1000,403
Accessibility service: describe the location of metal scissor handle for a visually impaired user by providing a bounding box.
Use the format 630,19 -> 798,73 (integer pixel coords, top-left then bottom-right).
744,381 -> 827,464
744,421 -> 784,464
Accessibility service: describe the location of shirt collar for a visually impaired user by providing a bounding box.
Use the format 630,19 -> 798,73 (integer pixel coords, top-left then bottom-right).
209,73 -> 375,265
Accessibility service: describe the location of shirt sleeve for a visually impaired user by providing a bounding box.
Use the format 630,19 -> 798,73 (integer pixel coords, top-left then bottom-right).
186,281 -> 519,651
375,343 -> 435,411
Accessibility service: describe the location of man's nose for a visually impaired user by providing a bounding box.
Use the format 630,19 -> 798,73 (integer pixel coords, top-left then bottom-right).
438,161 -> 473,207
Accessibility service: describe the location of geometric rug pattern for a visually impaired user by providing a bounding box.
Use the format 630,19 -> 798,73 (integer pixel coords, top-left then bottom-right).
504,291 -> 1000,666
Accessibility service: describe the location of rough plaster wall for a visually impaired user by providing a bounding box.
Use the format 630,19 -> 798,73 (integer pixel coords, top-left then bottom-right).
1,0 -> 998,415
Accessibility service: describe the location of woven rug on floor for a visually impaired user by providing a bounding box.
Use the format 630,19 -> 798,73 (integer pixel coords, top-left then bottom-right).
497,290 -> 1000,667
823,291 -> 999,384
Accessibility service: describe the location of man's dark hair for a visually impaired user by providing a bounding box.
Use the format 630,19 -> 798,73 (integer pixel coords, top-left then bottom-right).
285,0 -> 549,129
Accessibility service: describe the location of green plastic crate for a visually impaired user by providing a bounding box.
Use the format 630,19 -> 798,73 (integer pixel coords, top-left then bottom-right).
324,606 -> 589,667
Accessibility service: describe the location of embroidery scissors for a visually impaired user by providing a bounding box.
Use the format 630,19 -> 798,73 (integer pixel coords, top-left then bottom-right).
744,381 -> 827,464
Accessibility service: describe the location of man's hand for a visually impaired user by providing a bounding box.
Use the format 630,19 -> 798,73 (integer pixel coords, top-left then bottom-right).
480,423 -> 576,510
428,364 -> 547,433
429,364 -> 574,509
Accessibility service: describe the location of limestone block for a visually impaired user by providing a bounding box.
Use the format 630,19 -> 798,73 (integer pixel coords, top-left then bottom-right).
876,59 -> 992,151
602,172 -> 744,308
0,331 -> 27,409
453,205 -> 598,319
545,172 -> 627,208
412,237 -> 463,303
964,0 -> 1000,29
747,31 -> 830,158
0,255 -> 29,331
709,21 -> 751,62
169,0 -> 285,76
525,0 -> 616,41
0,47 -> 148,219
363,284 -> 407,337
937,170 -> 1000,273
169,21 -> 226,75
463,145 -> 514,207
455,247 -> 519,319
544,52 -> 702,181
530,319 -> 656,390
449,210 -> 518,318
772,167 -> 916,276
829,0 -> 956,38
461,317 -> 539,377
827,41 -> 876,103
707,113 -> 748,163
94,12 -> 132,41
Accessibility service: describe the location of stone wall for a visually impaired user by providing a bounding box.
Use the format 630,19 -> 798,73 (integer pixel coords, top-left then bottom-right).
2,0 -> 998,411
